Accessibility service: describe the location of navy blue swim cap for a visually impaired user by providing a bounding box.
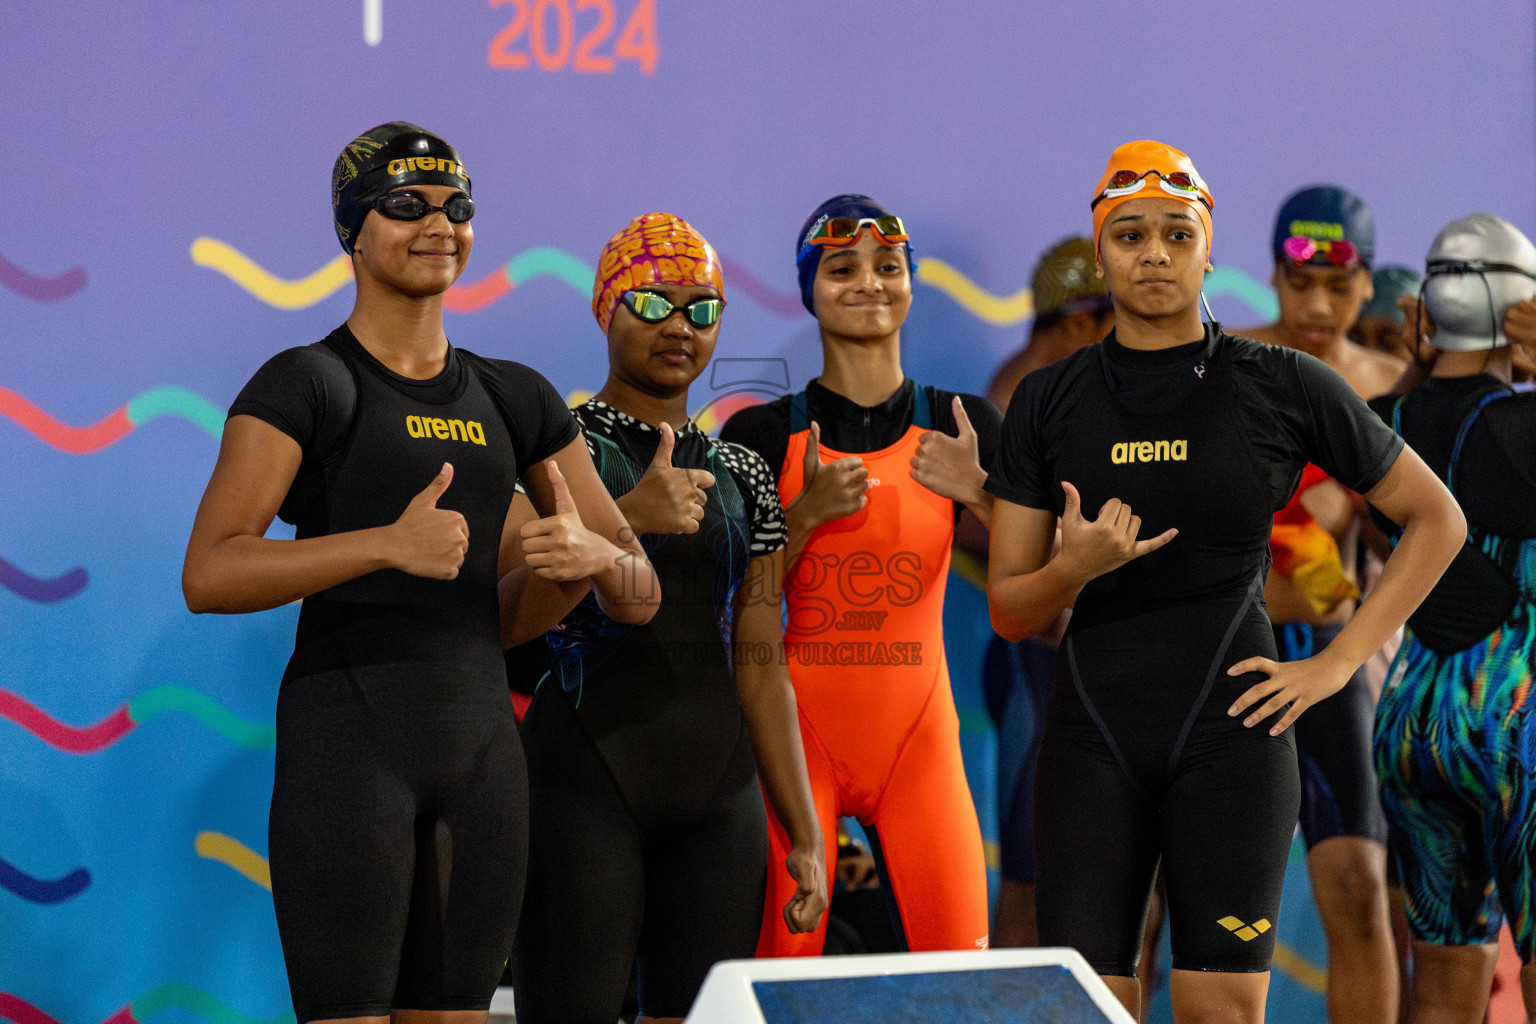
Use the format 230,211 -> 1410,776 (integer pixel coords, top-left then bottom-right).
1272,185 -> 1374,269
795,194 -> 914,315
332,122 -> 471,254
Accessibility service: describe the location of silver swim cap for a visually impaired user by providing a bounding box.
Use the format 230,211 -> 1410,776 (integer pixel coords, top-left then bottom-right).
1423,213 -> 1536,352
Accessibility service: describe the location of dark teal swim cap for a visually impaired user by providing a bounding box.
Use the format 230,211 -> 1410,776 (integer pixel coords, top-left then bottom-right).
1361,266 -> 1422,324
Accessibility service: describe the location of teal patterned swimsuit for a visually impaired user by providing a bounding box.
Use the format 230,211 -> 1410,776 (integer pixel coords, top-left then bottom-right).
1372,380 -> 1536,959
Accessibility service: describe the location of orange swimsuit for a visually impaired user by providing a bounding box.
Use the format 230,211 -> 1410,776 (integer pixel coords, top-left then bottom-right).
759,387 -> 989,954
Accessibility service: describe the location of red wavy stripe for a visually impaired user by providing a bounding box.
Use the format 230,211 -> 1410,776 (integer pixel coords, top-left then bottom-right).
0,388 -> 133,454
716,257 -> 803,317
0,997 -> 131,1024
443,273 -> 512,314
0,994 -> 67,1024
0,691 -> 134,753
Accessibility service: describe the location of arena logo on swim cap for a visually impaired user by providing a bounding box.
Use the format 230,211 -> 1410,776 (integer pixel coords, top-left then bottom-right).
1111,439 -> 1187,464
405,415 -> 487,445
386,156 -> 469,179
1288,220 -> 1345,242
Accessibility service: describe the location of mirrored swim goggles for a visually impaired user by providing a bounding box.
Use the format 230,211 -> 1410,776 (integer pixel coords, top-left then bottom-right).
1091,170 -> 1211,210
621,289 -> 724,327
1282,236 -> 1361,269
372,189 -> 476,223
796,216 -> 910,264
1425,258 -> 1536,281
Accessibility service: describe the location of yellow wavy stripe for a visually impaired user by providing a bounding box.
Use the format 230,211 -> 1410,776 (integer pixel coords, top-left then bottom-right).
194,830 -> 272,890
917,258 -> 1034,326
191,238 -> 352,311
983,838 -> 1000,871
1271,941 -> 1327,993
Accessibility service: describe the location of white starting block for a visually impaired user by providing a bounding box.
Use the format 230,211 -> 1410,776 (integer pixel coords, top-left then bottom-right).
684,948 -> 1137,1023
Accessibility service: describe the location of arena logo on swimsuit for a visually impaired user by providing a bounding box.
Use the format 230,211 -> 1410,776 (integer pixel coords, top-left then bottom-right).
404,415 -> 487,445
1111,440 -> 1188,463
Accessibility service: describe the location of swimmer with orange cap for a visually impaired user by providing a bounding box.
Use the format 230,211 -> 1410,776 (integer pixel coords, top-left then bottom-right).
985,140 -> 1464,1022
510,213 -> 825,1024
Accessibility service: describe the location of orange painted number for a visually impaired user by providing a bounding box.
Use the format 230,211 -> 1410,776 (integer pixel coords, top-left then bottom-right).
488,0 -> 530,68
613,0 -> 658,75
573,0 -> 616,73
531,0 -> 574,70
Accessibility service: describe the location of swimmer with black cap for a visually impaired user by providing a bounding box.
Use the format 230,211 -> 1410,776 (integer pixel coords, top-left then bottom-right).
986,140 -> 1465,1023
184,121 -> 658,1024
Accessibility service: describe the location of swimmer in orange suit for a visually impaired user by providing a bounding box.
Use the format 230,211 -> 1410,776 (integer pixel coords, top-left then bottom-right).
720,194 -> 998,954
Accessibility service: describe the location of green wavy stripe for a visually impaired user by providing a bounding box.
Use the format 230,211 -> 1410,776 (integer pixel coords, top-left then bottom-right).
1207,266 -> 1279,321
505,247 -> 594,291
125,387 -> 225,438
127,686 -> 275,748
132,984 -> 294,1024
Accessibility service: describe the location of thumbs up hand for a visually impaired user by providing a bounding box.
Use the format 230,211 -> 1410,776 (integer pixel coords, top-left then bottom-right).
521,460 -> 623,582
614,421 -> 717,536
786,421 -> 869,529
1056,481 -> 1178,585
389,462 -> 470,579
910,395 -> 987,505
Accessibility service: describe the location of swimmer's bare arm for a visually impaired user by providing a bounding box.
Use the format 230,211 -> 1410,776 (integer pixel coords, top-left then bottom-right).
496,482 -> 632,648
988,483 -> 1177,642
508,435 -> 660,632
1228,446 -> 1463,735
734,549 -> 827,935
783,420 -> 869,564
183,415 -> 474,614
910,396 -> 994,526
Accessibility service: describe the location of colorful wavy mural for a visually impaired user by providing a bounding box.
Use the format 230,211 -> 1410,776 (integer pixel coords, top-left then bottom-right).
189,240 -> 1282,324
0,255 -> 87,303
0,857 -> 90,905
0,987 -> 294,1024
0,557 -> 88,603
0,687 -> 274,754
0,386 -> 223,454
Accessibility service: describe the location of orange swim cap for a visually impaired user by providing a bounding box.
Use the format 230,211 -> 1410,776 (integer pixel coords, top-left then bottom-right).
1090,141 -> 1213,256
592,213 -> 725,333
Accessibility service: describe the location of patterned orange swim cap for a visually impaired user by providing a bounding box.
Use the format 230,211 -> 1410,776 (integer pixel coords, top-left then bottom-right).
1090,141 -> 1213,256
592,213 -> 725,333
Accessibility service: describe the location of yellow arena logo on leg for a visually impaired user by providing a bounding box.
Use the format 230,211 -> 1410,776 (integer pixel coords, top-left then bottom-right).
405,415 -> 487,445
1218,915 -> 1272,941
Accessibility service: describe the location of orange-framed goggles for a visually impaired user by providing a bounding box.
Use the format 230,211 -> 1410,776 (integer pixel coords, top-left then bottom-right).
796,215 -> 910,265
1091,170 -> 1212,211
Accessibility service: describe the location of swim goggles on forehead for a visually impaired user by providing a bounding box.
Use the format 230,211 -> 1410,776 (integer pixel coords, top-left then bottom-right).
1426,258 -> 1536,280
1282,236 -> 1360,269
796,216 -> 910,264
1091,170 -> 1210,210
621,289 -> 724,327
372,189 -> 475,224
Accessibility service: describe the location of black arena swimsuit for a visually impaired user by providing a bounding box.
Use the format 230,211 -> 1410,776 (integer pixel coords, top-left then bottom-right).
986,325 -> 1402,975
230,325 -> 576,1020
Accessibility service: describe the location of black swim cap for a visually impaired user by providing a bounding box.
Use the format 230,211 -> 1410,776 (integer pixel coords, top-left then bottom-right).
331,122 -> 471,254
